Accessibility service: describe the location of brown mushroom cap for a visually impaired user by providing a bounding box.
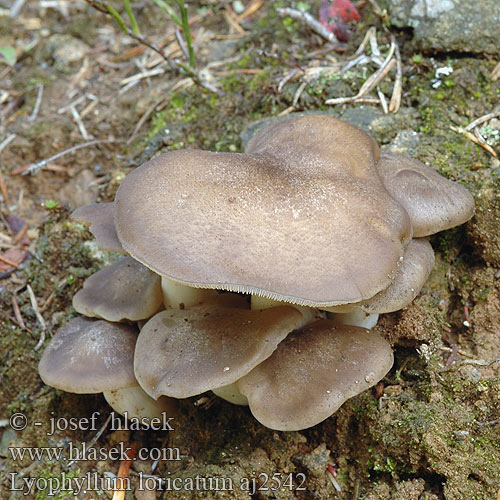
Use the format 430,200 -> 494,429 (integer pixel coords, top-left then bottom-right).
361,238 -> 435,313
72,202 -> 123,252
72,257 -> 163,322
134,305 -> 303,399
376,152 -> 475,237
245,114 -> 381,175
237,319 -> 393,431
38,317 -> 138,393
114,115 -> 411,307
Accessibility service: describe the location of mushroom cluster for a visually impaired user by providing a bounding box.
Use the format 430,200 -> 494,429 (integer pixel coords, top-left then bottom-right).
38,115 -> 474,431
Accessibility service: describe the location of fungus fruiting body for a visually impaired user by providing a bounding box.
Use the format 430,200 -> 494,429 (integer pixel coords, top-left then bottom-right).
39,115 -> 474,430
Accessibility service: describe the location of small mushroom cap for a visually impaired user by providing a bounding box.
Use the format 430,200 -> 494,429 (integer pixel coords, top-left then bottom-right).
114,116 -> 411,307
72,202 -> 123,252
376,152 -> 475,237
361,238 -> 435,313
38,317 -> 138,393
245,114 -> 381,176
237,319 -> 393,431
134,305 -> 303,399
73,257 -> 163,322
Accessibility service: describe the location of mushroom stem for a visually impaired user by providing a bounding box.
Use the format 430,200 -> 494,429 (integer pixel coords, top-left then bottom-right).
161,276 -> 218,309
212,383 -> 249,406
250,295 -> 324,328
103,386 -> 178,420
327,307 -> 379,329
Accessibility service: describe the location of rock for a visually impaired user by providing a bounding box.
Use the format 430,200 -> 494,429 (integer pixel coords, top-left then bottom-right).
45,34 -> 89,65
292,443 -> 330,478
240,107 -> 418,147
385,0 -> 500,54
58,169 -> 99,209
384,129 -> 421,156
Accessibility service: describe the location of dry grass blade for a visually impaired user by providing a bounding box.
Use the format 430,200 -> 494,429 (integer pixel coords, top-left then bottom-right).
0,134 -> 16,154
465,109 -> 500,131
28,83 -> 44,122
237,0 -> 264,21
450,125 -> 498,158
278,68 -> 303,93
0,254 -> 19,268
491,61 -> 500,81
0,172 -> 9,205
11,296 -> 27,330
326,35 -> 396,107
353,26 -> 376,58
389,40 -> 402,113
12,139 -> 120,175
70,105 -> 89,140
277,7 -> 340,44
27,284 -> 46,347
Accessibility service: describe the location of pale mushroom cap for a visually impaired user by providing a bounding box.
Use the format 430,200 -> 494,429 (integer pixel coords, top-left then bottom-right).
72,257 -> 163,322
134,305 -> 303,399
114,116 -> 411,307
376,152 -> 475,237
38,317 -> 138,393
72,202 -> 123,252
361,238 -> 435,313
237,319 -> 393,431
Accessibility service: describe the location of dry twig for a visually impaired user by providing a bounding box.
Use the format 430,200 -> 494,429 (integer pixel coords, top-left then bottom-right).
12,139 -> 120,175
465,109 -> 500,131
11,296 -> 27,330
28,83 -> 44,122
0,134 -> 16,154
27,284 -> 46,350
389,40 -> 402,113
450,125 -> 497,158
277,7 -> 341,44
326,33 -> 398,109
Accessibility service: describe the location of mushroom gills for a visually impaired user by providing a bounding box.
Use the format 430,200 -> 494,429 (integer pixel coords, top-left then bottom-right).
250,295 -> 325,328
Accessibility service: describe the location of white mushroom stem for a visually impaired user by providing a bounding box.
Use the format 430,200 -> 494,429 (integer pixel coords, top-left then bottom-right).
103,385 -> 178,420
161,276 -> 218,309
212,383 -> 249,406
250,295 -> 324,328
327,307 -> 379,329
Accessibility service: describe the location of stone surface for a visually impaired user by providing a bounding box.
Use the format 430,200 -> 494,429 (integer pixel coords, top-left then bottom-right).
45,34 -> 90,65
384,0 -> 500,54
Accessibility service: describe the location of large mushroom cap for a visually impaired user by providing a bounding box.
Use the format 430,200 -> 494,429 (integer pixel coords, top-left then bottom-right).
237,319 -> 393,431
38,317 -> 138,393
72,257 -> 163,322
134,305 -> 303,399
72,202 -> 123,252
114,115 -> 411,307
376,152 -> 475,237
